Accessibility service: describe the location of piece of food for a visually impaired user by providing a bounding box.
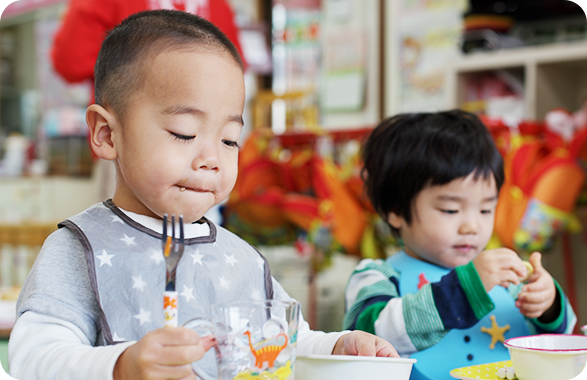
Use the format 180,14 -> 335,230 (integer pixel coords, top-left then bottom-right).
520,261 -> 534,282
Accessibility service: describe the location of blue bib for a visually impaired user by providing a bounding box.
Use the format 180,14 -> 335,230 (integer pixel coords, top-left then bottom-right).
387,252 -> 530,380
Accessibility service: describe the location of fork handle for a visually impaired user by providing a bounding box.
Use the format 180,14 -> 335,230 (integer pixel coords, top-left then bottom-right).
163,291 -> 179,327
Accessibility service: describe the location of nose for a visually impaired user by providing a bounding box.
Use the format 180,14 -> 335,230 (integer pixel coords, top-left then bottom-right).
458,217 -> 479,235
191,141 -> 220,171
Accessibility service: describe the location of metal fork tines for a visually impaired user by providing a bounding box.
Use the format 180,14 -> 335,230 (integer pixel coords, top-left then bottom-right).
162,214 -> 185,292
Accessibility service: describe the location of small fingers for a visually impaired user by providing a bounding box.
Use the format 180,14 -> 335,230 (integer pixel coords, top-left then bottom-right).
376,338 -> 399,358
528,252 -> 543,271
517,299 -> 549,319
161,344 -> 207,366
162,364 -> 196,380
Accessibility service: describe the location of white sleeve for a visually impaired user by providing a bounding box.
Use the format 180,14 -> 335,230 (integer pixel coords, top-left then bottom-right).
270,276 -> 348,356
295,311 -> 349,356
9,311 -> 135,380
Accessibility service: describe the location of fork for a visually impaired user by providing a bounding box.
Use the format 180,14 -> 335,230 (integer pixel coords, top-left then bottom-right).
162,214 -> 185,327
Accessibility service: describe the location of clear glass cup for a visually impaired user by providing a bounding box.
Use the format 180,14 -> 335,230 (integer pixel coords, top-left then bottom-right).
185,299 -> 300,380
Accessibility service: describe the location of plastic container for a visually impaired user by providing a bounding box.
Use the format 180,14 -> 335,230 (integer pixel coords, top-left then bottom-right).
294,355 -> 416,380
504,334 -> 587,380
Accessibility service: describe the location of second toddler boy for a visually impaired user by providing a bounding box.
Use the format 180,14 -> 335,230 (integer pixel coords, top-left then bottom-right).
344,110 -> 576,380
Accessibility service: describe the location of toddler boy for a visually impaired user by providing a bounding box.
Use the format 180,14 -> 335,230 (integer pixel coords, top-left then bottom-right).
9,10 -> 397,380
344,110 -> 576,380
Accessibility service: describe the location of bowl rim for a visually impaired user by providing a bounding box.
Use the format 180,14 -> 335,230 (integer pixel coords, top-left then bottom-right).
296,354 -> 416,364
504,334 -> 587,353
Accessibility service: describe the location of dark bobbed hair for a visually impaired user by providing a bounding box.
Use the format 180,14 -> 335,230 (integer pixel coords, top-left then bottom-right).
362,109 -> 504,235
94,9 -> 243,120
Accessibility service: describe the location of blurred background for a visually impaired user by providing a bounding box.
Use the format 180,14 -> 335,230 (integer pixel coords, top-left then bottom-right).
0,0 -> 586,371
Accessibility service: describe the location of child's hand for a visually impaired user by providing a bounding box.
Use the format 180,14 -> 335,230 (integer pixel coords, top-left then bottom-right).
332,331 -> 399,358
516,252 -> 558,320
113,327 -> 215,380
473,248 -> 528,292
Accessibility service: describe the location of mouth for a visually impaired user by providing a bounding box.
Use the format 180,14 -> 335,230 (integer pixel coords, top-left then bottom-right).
177,185 -> 211,193
453,245 -> 477,253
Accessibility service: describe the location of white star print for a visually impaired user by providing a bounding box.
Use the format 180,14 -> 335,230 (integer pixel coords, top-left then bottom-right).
97,250 -> 114,267
112,332 -> 126,341
191,249 -> 204,265
149,248 -> 164,264
111,215 -> 124,224
225,254 -> 238,267
120,234 -> 137,246
256,257 -> 265,269
180,284 -> 195,302
132,275 -> 147,291
134,308 -> 151,326
219,276 -> 230,289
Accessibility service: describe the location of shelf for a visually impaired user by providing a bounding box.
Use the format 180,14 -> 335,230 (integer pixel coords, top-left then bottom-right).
452,40 -> 587,72
448,40 -> 587,120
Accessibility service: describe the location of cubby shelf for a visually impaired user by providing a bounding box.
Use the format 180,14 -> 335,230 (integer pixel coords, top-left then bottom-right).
447,40 -> 587,119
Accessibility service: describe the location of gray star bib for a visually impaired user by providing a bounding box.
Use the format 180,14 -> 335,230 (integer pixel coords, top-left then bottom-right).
59,200 -> 273,379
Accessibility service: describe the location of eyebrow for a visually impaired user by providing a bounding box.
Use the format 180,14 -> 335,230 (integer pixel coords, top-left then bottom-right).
162,105 -> 244,126
436,195 -> 498,203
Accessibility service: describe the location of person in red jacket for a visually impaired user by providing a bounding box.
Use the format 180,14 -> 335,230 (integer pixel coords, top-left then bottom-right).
52,0 -> 246,86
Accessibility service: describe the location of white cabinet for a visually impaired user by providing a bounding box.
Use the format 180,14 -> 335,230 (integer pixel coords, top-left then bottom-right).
447,41 -> 587,119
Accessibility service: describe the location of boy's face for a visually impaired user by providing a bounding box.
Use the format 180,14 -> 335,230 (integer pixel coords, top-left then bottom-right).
387,173 -> 498,269
109,48 -> 245,222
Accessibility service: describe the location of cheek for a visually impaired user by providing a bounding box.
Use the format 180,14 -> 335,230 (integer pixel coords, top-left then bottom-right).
417,221 -> 453,247
220,154 -> 239,192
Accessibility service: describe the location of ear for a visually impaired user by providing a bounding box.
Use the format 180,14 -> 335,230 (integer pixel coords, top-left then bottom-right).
86,104 -> 118,161
387,212 -> 404,229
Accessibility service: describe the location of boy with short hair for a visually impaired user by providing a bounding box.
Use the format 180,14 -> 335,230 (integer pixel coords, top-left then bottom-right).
9,10 -> 397,380
344,110 -> 576,380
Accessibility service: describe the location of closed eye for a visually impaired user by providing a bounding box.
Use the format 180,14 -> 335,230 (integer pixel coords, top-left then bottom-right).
481,209 -> 493,214
440,209 -> 458,214
223,140 -> 240,148
170,132 -> 195,141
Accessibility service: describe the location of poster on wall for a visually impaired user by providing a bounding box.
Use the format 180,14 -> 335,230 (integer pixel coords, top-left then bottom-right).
397,0 -> 467,112
321,29 -> 366,112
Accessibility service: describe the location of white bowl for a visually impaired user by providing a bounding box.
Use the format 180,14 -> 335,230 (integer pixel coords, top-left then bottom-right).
294,355 -> 416,380
504,334 -> 587,380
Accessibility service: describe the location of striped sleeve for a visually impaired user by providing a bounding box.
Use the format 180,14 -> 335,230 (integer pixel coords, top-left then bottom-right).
343,259 -> 399,331
402,284 -> 447,351
344,260 -> 494,354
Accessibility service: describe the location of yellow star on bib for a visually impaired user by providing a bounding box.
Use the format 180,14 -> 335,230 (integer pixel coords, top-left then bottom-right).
481,315 -> 510,349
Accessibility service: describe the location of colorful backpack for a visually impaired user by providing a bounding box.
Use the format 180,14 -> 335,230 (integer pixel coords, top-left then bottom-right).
491,112 -> 586,253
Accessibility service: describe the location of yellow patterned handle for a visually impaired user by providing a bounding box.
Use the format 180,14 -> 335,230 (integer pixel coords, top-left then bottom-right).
164,291 -> 178,327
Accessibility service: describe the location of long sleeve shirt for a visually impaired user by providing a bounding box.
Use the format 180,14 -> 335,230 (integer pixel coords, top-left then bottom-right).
344,255 -> 576,357
9,208 -> 346,380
